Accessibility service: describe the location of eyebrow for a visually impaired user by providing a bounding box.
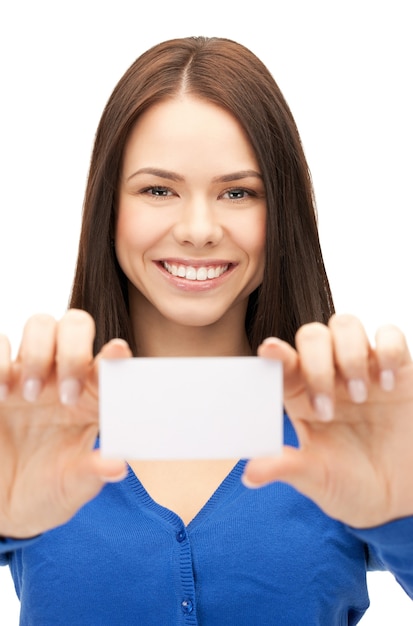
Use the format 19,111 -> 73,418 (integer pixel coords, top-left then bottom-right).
126,167 -> 263,183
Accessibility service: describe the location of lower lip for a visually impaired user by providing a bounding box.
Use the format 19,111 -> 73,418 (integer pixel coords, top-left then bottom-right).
156,262 -> 236,292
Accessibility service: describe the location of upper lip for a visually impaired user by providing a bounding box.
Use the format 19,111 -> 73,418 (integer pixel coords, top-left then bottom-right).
158,258 -> 234,267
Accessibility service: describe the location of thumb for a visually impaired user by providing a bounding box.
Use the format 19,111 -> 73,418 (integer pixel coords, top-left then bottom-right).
242,446 -> 323,501
92,338 -> 133,385
258,338 -> 305,402
63,450 -> 128,512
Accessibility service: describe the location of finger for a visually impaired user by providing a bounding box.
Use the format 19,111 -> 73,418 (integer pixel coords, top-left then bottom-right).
92,337 -> 133,385
242,447 -> 316,494
96,337 -> 133,361
329,314 -> 371,404
62,450 -> 127,512
295,323 -> 335,422
258,336 -> 314,424
0,334 -> 12,400
88,449 -> 128,482
258,337 -> 300,394
17,314 -> 57,402
374,324 -> 412,391
56,309 -> 96,405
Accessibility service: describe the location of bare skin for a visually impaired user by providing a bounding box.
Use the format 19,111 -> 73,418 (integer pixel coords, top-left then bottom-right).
128,459 -> 238,526
1,97 -> 413,537
1,310 -> 413,538
244,315 -> 413,528
0,310 -> 129,538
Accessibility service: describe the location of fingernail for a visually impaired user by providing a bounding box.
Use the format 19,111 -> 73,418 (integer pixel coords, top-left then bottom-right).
100,465 -> 128,483
380,369 -> 395,392
59,378 -> 82,406
241,474 -> 265,489
101,472 -> 128,483
348,379 -> 368,403
23,378 -> 42,403
0,383 -> 9,401
109,338 -> 130,348
313,393 -> 334,422
262,337 -> 282,346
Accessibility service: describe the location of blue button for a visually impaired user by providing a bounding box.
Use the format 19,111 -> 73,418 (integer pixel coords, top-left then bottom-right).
176,529 -> 186,543
181,599 -> 193,614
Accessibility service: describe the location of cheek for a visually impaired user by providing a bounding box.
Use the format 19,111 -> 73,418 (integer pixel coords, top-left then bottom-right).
244,212 -> 267,288
252,224 -> 266,282
235,211 -> 266,263
115,209 -> 161,258
115,213 -> 137,267
254,214 -> 267,258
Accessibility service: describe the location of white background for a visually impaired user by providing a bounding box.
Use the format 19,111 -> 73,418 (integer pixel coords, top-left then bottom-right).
0,1 -> 412,623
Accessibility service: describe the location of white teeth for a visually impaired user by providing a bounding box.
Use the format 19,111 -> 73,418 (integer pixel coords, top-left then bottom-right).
186,267 -> 197,280
163,262 -> 229,281
196,268 -> 207,281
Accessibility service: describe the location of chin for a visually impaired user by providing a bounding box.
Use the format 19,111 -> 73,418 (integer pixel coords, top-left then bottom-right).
162,306 -> 233,330
168,314 -> 224,329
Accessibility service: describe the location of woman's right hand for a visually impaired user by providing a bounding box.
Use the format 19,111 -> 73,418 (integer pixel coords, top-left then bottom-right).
0,309 -> 131,539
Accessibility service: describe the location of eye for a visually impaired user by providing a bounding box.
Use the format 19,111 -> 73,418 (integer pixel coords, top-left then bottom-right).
221,188 -> 256,200
142,186 -> 174,197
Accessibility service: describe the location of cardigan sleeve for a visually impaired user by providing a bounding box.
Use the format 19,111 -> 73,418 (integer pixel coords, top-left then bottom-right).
347,515 -> 413,599
0,536 -> 41,566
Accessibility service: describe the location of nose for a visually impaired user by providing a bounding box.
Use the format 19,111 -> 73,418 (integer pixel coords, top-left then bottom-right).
172,198 -> 224,249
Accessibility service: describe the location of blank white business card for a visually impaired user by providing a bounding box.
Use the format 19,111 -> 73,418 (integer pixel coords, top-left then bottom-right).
99,357 -> 283,460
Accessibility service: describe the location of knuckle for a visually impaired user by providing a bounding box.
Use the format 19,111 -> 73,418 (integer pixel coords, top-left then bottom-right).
307,367 -> 332,388
342,353 -> 366,371
328,313 -> 359,331
377,323 -> 404,342
376,327 -> 406,362
19,315 -> 57,365
0,333 -> 11,349
295,322 -> 328,344
56,311 -> 95,372
62,309 -> 95,330
0,336 -> 11,372
25,313 -> 56,331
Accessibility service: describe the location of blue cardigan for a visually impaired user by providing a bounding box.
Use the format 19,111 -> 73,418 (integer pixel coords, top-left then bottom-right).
1,415 -> 413,625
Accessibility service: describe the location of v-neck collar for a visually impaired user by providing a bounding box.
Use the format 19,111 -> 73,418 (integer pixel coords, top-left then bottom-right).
125,459 -> 247,529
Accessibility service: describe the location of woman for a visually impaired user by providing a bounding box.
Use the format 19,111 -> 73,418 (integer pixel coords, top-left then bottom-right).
0,36 -> 412,624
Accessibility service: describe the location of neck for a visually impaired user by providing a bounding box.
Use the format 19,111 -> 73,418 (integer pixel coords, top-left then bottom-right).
138,327 -> 252,357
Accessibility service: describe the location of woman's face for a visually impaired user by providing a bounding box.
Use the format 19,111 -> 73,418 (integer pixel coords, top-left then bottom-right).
116,95 -> 266,334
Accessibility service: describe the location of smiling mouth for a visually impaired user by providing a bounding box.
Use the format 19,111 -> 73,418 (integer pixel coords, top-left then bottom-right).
161,261 -> 230,281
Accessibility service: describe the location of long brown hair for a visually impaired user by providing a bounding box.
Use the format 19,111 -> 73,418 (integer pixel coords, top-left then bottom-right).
69,36 -> 334,355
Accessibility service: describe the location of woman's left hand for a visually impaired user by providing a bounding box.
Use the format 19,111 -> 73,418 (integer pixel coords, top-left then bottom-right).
243,313 -> 413,528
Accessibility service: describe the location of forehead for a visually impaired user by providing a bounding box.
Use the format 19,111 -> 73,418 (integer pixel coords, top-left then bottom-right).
122,96 -> 259,173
